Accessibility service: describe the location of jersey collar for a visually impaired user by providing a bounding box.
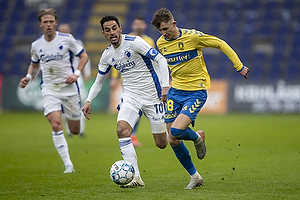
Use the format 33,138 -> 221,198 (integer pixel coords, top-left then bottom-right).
164,28 -> 182,41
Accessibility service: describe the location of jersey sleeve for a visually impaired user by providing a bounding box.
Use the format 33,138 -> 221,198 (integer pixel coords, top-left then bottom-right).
69,34 -> 84,57
98,50 -> 112,75
30,43 -> 39,63
133,36 -> 160,61
191,33 -> 244,71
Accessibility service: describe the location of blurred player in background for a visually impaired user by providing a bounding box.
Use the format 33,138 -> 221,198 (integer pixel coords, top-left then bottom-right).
82,15 -> 170,188
19,8 -> 89,173
110,17 -> 155,147
58,23 -> 91,137
151,8 -> 250,189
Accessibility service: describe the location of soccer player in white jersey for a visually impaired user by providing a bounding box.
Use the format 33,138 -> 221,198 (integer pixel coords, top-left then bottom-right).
58,23 -> 91,136
19,8 -> 89,173
82,15 -> 170,188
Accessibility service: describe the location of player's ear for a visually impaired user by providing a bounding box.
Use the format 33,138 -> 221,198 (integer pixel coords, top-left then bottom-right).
119,26 -> 122,33
173,21 -> 177,26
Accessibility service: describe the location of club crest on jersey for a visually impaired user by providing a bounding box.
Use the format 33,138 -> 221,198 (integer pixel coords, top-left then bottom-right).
178,42 -> 184,50
57,43 -> 63,50
124,50 -> 131,58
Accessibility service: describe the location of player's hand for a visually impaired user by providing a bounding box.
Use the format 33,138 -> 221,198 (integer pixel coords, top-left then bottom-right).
161,87 -> 169,103
239,66 -> 250,79
82,101 -> 91,120
65,74 -> 78,84
19,77 -> 30,88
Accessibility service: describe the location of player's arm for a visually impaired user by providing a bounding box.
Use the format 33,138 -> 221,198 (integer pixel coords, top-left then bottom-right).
65,50 -> 89,84
66,35 -> 89,84
153,53 -> 169,102
19,62 -> 39,88
194,34 -> 249,79
134,37 -> 170,102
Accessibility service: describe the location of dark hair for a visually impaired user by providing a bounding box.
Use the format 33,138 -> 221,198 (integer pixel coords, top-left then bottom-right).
100,15 -> 120,31
151,7 -> 174,29
38,8 -> 57,22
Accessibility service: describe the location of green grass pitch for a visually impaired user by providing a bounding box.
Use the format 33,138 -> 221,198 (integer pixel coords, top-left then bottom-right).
0,111 -> 299,199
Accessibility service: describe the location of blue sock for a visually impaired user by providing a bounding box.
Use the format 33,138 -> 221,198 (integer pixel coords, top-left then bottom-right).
170,127 -> 199,141
172,141 -> 196,175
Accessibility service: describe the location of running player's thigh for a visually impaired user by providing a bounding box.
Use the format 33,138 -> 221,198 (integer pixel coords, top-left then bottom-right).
117,102 -> 141,130
43,95 -> 62,117
172,113 -> 192,130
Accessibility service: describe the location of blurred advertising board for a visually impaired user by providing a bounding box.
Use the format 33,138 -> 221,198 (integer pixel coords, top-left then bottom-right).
228,79 -> 300,113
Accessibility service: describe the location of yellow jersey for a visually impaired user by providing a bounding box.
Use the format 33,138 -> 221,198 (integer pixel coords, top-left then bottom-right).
156,28 -> 244,91
111,33 -> 155,78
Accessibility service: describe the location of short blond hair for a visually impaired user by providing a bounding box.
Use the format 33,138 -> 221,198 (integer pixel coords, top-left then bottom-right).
38,8 -> 57,22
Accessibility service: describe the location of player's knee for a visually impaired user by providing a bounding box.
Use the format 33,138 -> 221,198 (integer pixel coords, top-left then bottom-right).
155,139 -> 168,149
170,127 -> 185,139
116,126 -> 131,138
157,142 -> 167,149
51,121 -> 62,132
168,134 -> 181,147
69,127 -> 80,135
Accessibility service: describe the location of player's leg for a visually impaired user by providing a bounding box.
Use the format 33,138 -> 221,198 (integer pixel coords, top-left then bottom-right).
165,88 -> 205,188
78,77 -> 86,136
144,102 -> 168,149
63,94 -> 81,135
66,119 -> 80,135
169,89 -> 207,160
44,96 -> 74,174
117,101 -> 144,188
167,122 -> 203,189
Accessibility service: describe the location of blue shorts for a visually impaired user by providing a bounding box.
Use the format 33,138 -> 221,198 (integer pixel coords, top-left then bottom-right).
165,87 -> 207,126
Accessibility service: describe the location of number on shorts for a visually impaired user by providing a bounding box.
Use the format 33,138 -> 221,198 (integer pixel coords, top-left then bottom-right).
154,103 -> 164,114
166,99 -> 174,111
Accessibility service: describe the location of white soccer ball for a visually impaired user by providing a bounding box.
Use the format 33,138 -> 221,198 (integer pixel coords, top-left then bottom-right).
110,160 -> 135,185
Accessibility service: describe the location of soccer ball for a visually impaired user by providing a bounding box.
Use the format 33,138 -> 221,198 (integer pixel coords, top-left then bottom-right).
110,160 -> 135,185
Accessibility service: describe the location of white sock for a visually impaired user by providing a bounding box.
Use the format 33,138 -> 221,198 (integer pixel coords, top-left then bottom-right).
119,137 -> 140,176
80,113 -> 85,134
52,131 -> 73,166
191,171 -> 202,180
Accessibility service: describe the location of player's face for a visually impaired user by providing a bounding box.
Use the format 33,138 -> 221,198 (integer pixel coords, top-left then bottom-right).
158,20 -> 178,40
102,20 -> 122,48
39,15 -> 57,38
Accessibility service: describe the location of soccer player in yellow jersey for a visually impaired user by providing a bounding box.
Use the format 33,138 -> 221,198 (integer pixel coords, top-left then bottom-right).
110,17 -> 156,147
151,8 -> 250,189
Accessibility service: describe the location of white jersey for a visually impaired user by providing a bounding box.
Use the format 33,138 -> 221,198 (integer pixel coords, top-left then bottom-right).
31,31 -> 84,97
98,34 -> 168,102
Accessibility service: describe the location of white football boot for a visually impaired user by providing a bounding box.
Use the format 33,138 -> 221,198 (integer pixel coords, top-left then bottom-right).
64,165 -> 75,173
120,175 -> 145,188
184,177 -> 203,189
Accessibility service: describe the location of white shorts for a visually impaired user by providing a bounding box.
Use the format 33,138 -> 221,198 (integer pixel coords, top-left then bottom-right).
117,97 -> 166,134
43,94 -> 81,121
